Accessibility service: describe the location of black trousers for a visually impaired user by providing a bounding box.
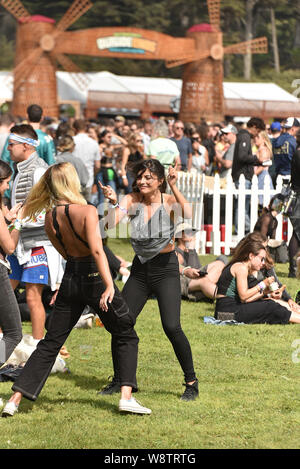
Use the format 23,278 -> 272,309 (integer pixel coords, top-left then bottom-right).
0,264 -> 22,367
112,251 -> 196,384
215,296 -> 291,324
12,256 -> 138,401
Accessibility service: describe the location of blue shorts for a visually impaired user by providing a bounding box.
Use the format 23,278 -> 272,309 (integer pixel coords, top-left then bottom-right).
9,247 -> 49,285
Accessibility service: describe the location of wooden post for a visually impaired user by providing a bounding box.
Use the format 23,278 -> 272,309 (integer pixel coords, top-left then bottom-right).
224,173 -> 234,256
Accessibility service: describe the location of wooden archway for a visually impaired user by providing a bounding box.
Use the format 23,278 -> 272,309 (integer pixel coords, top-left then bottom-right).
1,0 -> 268,122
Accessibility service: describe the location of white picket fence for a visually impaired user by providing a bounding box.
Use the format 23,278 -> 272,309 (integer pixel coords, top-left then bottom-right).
176,171 -> 293,255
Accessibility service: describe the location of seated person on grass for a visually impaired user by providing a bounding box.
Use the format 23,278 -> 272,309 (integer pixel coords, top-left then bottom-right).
175,222 -> 228,301
239,231 -> 300,314
215,234 -> 300,324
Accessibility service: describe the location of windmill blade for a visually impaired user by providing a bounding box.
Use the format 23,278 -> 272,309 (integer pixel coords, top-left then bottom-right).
165,48 -> 214,68
0,0 -> 30,20
55,0 -> 93,33
13,47 -> 44,90
207,0 -> 221,31
54,52 -> 91,91
165,55 -> 196,68
223,37 -> 268,55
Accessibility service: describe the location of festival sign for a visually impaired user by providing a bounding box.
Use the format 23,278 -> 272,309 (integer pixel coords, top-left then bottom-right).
96,33 -> 157,55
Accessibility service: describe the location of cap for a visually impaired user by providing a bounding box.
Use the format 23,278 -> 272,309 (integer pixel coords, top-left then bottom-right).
270,122 -> 281,132
283,117 -> 300,128
175,222 -> 199,237
221,124 -> 238,134
115,115 -> 125,122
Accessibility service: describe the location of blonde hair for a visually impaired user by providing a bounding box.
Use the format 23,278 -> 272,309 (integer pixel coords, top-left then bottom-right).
23,162 -> 87,220
258,130 -> 273,156
127,132 -> 142,153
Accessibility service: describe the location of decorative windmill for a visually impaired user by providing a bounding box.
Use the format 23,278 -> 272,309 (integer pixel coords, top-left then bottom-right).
1,0 -> 268,121
0,0 -> 93,117
166,0 -> 268,123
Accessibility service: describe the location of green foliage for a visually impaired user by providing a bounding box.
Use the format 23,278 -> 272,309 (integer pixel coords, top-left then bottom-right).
0,35 -> 14,69
0,0 -> 299,85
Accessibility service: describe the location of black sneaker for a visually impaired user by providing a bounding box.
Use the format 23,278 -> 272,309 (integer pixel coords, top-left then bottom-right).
98,377 -> 121,395
181,379 -> 199,401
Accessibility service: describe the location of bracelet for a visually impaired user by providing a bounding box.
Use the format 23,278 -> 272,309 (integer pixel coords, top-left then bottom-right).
110,202 -> 128,214
181,266 -> 191,276
8,219 -> 22,232
122,175 -> 127,179
258,281 -> 266,293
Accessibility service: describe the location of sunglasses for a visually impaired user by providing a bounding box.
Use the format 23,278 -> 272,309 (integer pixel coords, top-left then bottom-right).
257,256 -> 266,263
175,126 -> 184,130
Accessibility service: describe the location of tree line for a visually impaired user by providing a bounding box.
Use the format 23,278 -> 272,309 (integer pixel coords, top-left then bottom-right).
0,0 -> 299,92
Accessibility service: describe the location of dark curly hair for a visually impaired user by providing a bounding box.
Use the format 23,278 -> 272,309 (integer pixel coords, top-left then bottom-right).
131,159 -> 167,193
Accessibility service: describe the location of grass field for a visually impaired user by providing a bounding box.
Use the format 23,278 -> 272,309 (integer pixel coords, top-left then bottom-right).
0,239 -> 299,450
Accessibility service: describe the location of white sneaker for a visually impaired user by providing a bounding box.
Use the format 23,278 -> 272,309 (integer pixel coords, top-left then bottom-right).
119,397 -> 151,415
122,274 -> 130,284
74,314 -> 94,329
2,401 -> 18,417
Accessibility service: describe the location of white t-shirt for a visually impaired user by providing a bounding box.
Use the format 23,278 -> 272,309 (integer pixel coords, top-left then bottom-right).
73,133 -> 100,187
191,145 -> 207,173
147,137 -> 179,167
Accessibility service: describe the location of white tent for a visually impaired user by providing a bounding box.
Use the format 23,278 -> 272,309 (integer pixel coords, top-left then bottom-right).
223,82 -> 299,103
0,72 -> 13,104
86,73 -> 300,118
0,70 -> 299,118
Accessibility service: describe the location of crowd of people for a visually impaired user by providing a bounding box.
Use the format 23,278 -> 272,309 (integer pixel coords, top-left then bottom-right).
0,104 -> 300,418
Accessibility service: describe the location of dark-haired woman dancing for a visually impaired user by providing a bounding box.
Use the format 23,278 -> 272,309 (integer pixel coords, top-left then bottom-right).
99,159 -> 198,401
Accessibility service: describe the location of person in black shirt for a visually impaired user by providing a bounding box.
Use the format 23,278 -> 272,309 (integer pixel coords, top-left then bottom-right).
232,118 -> 266,234
288,130 -> 300,277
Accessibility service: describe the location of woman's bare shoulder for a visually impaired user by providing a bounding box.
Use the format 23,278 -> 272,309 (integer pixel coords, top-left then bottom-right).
231,262 -> 248,275
163,193 -> 176,205
80,204 -> 97,219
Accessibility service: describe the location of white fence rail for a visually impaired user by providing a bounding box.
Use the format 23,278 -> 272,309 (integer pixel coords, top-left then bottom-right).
176,172 -> 293,256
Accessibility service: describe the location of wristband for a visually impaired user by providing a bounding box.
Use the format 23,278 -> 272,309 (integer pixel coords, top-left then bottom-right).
110,202 -> 128,214
181,266 -> 191,276
9,219 -> 22,232
122,175 -> 127,179
258,281 -> 266,293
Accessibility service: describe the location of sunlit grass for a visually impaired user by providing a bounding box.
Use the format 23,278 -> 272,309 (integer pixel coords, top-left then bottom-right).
0,240 -> 299,449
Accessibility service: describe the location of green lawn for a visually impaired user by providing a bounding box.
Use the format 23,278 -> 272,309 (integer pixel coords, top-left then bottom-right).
0,240 -> 299,449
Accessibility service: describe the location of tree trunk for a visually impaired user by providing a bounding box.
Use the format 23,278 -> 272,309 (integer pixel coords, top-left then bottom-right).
244,0 -> 258,80
295,0 -> 300,47
270,8 -> 280,73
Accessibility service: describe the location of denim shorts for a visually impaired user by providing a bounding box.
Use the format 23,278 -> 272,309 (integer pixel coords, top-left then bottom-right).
8,248 -> 49,285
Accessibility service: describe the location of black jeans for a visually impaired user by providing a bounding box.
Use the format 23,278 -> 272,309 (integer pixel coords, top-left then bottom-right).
12,256 -> 138,401
215,296 -> 291,324
112,251 -> 196,384
0,264 -> 22,367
